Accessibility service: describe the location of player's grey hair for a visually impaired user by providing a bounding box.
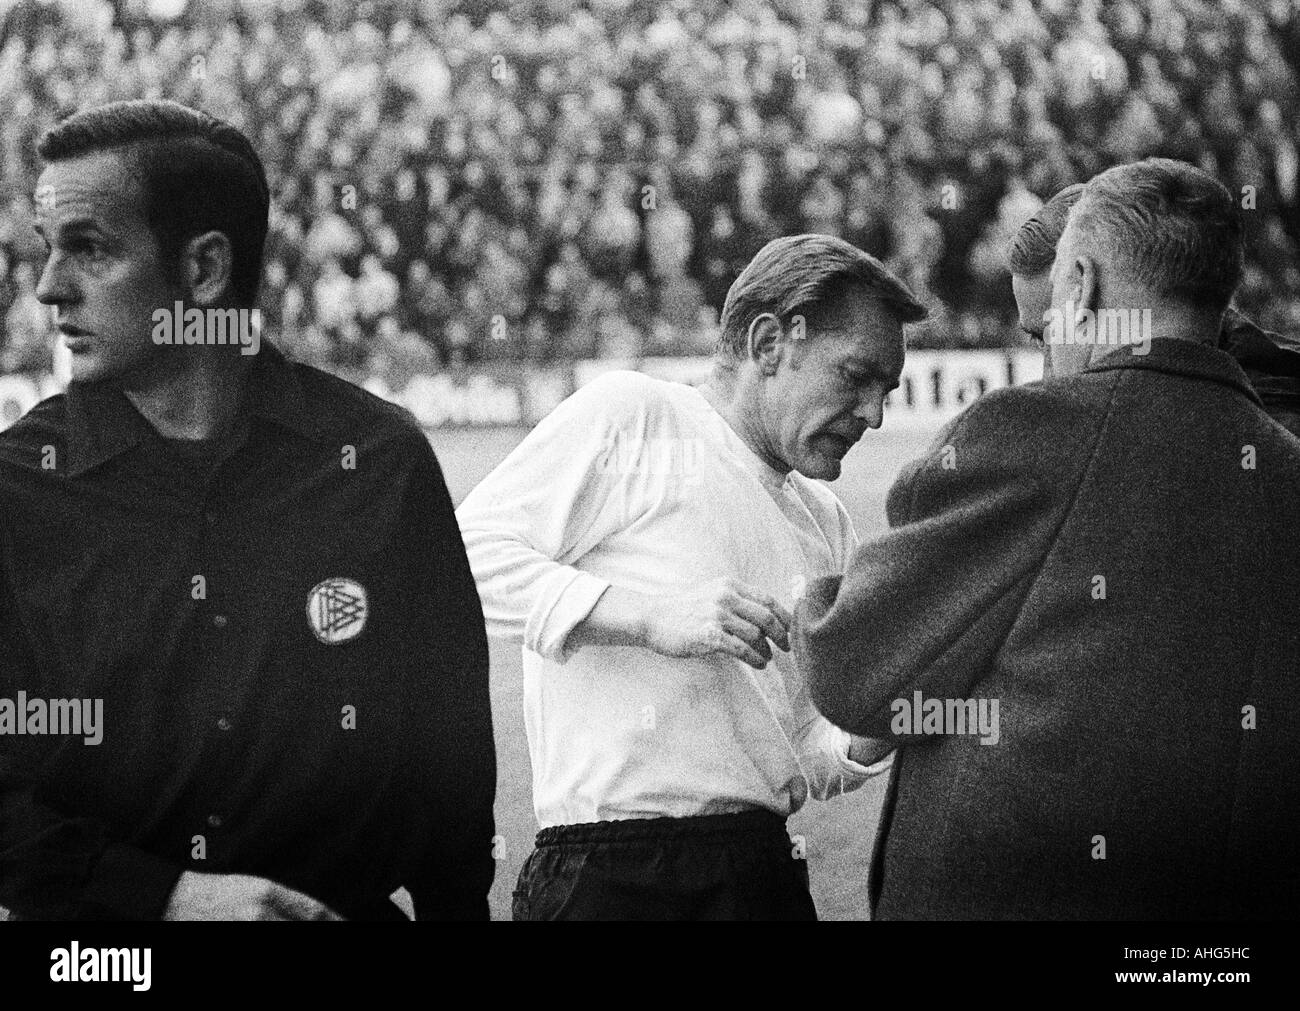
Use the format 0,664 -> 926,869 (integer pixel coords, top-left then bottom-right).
717,234 -> 927,360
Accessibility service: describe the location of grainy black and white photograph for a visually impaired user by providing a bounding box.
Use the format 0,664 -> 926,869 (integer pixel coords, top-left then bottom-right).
0,0 -> 1297,991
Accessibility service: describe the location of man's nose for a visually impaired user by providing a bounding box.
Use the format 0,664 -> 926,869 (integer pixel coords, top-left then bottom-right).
853,390 -> 885,430
35,252 -> 73,306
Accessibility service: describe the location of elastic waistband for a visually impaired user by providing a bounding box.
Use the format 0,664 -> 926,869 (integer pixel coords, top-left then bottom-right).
535,809 -> 788,848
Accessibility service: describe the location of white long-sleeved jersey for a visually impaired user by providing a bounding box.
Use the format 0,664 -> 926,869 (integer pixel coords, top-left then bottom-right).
456,370 -> 891,828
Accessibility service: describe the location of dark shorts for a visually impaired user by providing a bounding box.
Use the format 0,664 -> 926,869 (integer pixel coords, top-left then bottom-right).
512,809 -> 817,921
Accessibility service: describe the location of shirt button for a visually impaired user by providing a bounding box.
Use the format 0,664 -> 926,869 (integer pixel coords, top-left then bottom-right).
216,717 -> 232,732
206,814 -> 223,829
213,615 -> 228,629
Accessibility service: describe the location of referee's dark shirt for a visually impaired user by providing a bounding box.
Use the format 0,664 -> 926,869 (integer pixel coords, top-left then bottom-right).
0,342 -> 495,920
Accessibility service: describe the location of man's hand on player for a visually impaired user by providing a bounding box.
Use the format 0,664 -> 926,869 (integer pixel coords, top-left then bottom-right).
162,870 -> 346,921
642,578 -> 791,669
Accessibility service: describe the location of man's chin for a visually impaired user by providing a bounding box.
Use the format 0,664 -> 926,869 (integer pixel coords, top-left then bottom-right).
67,352 -> 120,384
68,356 -> 103,383
795,452 -> 842,481
68,345 -> 159,384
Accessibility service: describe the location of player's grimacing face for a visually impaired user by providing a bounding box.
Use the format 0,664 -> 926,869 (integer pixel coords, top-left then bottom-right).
768,289 -> 905,481
33,150 -> 176,384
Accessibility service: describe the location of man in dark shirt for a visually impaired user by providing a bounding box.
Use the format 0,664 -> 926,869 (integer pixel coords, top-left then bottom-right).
0,99 -> 496,920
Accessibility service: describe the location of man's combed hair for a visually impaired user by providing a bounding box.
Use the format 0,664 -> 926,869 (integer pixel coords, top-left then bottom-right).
38,99 -> 270,307
717,234 -> 927,359
1070,158 -> 1243,311
1007,183 -> 1085,276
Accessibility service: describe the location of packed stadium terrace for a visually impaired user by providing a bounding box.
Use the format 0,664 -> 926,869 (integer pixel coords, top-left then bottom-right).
0,0 -> 1297,382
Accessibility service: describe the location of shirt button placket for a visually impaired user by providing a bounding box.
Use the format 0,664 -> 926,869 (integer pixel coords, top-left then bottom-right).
197,496 -> 234,844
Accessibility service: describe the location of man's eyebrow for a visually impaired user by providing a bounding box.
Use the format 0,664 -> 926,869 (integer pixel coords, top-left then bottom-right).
843,355 -> 892,377
841,354 -> 902,391
33,218 -> 107,240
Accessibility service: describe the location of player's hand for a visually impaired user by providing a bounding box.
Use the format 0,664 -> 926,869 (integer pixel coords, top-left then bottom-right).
643,578 -> 791,668
162,870 -> 346,921
847,734 -> 895,767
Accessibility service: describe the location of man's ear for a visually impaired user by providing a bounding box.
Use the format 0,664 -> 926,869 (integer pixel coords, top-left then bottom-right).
747,313 -> 784,375
181,230 -> 234,307
1072,254 -> 1099,318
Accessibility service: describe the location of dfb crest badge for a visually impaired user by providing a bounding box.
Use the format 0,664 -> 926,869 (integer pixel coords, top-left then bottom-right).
306,577 -> 368,645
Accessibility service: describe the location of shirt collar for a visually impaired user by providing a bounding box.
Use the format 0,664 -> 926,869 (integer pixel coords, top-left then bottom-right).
243,340 -> 323,443
740,442 -> 792,490
65,341 -> 323,477
1082,337 -> 1264,407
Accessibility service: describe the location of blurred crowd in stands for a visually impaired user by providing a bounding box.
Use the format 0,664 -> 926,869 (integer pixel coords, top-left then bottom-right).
0,0 -> 1297,381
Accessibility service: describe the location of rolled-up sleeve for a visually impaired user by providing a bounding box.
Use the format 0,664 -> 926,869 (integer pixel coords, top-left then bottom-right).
457,375 -> 656,663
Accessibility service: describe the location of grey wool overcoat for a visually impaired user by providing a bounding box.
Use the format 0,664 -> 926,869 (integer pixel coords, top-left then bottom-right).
795,338 -> 1300,920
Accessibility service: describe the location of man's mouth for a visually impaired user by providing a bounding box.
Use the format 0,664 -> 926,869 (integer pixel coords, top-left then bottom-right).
58,324 -> 92,349
61,337 -> 91,353
820,432 -> 859,457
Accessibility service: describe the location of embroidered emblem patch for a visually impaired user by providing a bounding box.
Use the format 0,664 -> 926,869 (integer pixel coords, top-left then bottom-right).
306,577 -> 368,645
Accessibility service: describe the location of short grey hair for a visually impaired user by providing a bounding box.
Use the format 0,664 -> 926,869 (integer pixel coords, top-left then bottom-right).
1067,158 -> 1243,311
717,234 -> 927,359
